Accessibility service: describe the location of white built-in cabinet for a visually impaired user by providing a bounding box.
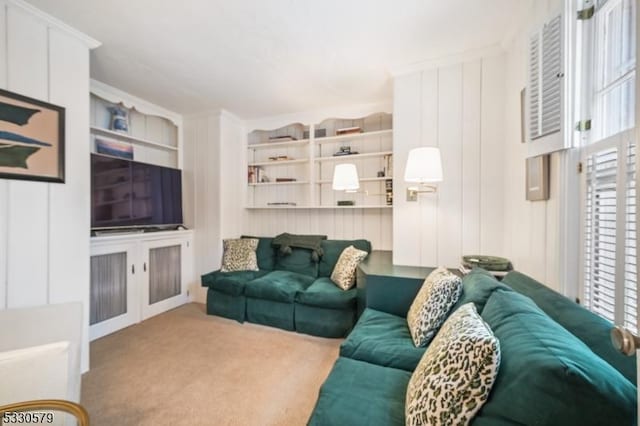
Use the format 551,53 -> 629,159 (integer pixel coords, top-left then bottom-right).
246,112 -> 393,209
88,81 -> 191,339
89,230 -> 193,340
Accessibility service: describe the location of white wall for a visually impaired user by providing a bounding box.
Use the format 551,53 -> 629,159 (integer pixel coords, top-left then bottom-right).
0,0 -> 99,371
501,0 -> 564,291
184,110 -> 247,302
392,51 -> 506,267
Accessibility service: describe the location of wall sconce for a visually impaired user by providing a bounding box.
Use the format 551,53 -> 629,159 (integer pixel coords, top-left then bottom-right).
332,164 -> 384,199
332,163 -> 360,192
404,147 -> 443,201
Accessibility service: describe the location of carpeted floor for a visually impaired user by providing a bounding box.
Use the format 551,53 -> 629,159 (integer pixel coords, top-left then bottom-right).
81,303 -> 342,426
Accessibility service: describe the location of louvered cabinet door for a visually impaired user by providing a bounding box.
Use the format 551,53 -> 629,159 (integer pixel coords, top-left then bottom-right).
89,243 -> 140,340
140,237 -> 192,320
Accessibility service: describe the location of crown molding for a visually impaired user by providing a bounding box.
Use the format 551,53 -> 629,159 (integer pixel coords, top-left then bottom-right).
5,0 -> 101,49
390,44 -> 504,76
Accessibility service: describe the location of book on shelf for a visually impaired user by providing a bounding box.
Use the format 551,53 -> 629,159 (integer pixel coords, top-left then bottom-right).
268,155 -> 293,161
332,151 -> 360,156
383,154 -> 393,177
248,166 -> 265,184
335,126 -> 362,136
385,179 -> 393,206
275,178 -> 297,182
267,202 -> 297,206
268,135 -> 297,142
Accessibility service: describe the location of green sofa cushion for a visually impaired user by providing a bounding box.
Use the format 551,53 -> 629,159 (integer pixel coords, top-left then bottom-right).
241,235 -> 276,270
476,289 -> 637,426
274,247 -> 318,278
453,269 -> 512,314
318,239 -> 372,277
244,270 -> 315,303
502,271 -> 637,385
340,308 -> 425,372
296,277 -> 357,309
201,270 -> 268,296
308,357 -> 409,426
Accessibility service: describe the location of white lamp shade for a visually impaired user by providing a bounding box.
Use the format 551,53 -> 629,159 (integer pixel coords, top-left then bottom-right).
404,147 -> 443,183
332,163 -> 360,191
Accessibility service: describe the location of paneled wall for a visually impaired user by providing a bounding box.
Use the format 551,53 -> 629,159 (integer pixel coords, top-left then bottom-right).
0,1 -> 97,371
393,53 -> 506,267
501,0 -> 564,291
244,209 -> 393,250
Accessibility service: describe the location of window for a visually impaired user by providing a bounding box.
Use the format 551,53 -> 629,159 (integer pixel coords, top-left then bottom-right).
581,0 -> 637,331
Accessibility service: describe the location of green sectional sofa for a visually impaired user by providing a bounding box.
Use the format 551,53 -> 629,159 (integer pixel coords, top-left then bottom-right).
201,236 -> 371,337
309,270 -> 638,426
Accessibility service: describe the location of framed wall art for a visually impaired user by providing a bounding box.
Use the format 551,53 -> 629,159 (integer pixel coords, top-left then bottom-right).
0,89 -> 65,183
526,154 -> 550,201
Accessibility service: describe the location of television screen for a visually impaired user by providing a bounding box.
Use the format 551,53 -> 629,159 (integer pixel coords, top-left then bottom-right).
91,154 -> 183,229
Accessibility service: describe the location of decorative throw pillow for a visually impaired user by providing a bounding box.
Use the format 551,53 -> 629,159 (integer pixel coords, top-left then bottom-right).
405,303 -> 501,425
220,238 -> 259,272
407,267 -> 462,347
330,245 -> 368,290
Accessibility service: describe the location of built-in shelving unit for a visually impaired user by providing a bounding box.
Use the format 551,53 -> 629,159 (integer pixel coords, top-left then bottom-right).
90,126 -> 179,152
315,151 -> 393,162
245,112 -> 393,209
89,80 -> 183,169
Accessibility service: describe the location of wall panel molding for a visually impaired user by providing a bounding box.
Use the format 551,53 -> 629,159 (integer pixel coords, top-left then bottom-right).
393,54 -> 506,267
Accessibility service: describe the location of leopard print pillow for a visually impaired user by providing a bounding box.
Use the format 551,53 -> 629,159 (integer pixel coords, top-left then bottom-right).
405,303 -> 501,425
407,267 -> 462,347
220,238 -> 259,272
330,245 -> 368,290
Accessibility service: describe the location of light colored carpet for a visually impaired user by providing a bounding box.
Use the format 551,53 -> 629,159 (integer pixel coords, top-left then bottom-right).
81,303 -> 341,426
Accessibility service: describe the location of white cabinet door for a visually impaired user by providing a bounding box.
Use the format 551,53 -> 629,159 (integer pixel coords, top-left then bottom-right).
89,243 -> 139,340
140,237 -> 190,320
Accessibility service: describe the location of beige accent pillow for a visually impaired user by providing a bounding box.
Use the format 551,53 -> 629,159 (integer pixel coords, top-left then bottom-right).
330,245 -> 368,290
406,267 -> 462,347
406,303 -> 501,425
220,238 -> 259,272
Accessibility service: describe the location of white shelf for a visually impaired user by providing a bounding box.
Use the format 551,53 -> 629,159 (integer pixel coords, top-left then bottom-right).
249,159 -> 309,167
90,126 -> 178,152
248,181 -> 309,186
247,139 -> 310,150
246,205 -> 392,210
316,177 -> 392,184
314,129 -> 393,144
315,151 -> 393,162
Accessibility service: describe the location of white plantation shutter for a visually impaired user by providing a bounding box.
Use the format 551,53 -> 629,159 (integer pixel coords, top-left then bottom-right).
580,0 -> 637,333
623,143 -> 637,330
582,132 -> 637,332
529,14 -> 564,143
584,147 -> 618,321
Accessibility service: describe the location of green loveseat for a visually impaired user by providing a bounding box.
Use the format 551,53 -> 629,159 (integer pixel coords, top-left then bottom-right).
201,236 -> 371,337
309,270 -> 637,426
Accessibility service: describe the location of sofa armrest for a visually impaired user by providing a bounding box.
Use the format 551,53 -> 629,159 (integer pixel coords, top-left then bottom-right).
201,270 -> 222,287
358,274 -> 425,318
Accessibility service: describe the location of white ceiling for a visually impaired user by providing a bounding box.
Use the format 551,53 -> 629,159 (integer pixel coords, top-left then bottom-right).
26,0 -> 530,119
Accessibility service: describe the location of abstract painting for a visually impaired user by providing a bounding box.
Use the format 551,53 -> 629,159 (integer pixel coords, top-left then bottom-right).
0,89 -> 65,183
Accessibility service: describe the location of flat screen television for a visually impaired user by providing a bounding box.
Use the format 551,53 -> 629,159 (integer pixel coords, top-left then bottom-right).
91,154 -> 183,229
